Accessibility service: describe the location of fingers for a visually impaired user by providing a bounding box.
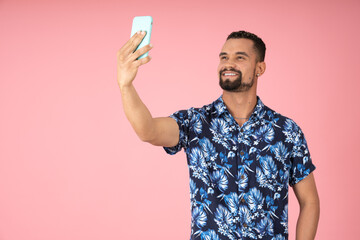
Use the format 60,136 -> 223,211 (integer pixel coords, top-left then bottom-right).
120,31 -> 147,56
130,43 -> 153,62
135,55 -> 152,67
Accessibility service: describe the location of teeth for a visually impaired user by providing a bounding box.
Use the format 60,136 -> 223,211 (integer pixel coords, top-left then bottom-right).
224,73 -> 236,76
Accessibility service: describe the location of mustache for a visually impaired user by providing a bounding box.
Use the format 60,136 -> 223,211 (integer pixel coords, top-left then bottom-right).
219,67 -> 242,75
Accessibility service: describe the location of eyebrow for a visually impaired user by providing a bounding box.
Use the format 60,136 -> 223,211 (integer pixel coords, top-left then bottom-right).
219,52 -> 250,58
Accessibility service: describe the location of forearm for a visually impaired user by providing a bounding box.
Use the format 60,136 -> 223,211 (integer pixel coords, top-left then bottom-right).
296,202 -> 320,240
120,84 -> 156,142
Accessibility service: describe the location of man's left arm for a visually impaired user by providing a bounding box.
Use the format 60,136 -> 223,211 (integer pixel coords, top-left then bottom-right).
292,172 -> 320,240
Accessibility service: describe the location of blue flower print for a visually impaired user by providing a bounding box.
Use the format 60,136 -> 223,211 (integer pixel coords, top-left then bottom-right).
256,217 -> 274,237
254,124 -> 275,145
236,168 -> 248,193
214,205 -> 234,235
224,192 -> 240,216
210,170 -> 228,193
201,229 -> 220,240
246,187 -> 264,212
192,206 -> 208,228
270,141 -> 290,164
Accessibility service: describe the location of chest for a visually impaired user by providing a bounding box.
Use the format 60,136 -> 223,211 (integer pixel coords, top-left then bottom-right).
185,118 -> 293,181
235,118 -> 247,127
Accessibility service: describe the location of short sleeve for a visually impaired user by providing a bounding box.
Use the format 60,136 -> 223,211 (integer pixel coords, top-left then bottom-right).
163,109 -> 192,155
289,125 -> 316,186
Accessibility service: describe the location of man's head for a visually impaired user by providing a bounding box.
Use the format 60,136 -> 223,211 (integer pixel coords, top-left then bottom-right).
218,30 -> 266,92
227,31 -> 266,62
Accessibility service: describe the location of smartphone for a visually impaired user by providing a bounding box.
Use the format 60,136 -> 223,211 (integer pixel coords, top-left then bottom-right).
130,16 -> 153,59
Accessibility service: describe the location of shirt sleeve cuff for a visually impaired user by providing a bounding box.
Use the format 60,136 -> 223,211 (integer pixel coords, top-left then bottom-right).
290,164 -> 316,187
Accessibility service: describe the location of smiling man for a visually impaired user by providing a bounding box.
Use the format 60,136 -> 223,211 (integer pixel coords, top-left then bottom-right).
117,30 -> 320,240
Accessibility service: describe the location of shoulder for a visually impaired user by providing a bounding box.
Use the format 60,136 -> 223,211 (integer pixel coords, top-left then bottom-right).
261,104 -> 308,149
262,104 -> 302,131
172,97 -> 223,119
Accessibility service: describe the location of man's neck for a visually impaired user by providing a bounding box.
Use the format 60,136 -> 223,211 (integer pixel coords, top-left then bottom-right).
222,91 -> 258,124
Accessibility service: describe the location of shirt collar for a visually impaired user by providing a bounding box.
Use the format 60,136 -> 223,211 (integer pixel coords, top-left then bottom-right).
213,95 -> 266,122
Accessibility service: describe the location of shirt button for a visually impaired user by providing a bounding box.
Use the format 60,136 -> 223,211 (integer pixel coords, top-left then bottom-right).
243,223 -> 247,228
240,151 -> 244,156
241,198 -> 246,203
241,175 -> 245,179
240,128 -> 244,133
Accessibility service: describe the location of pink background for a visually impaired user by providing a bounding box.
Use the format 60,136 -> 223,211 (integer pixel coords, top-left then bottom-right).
1,0 -> 360,239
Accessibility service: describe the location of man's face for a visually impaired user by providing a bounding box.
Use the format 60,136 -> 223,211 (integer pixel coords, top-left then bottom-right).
218,38 -> 258,92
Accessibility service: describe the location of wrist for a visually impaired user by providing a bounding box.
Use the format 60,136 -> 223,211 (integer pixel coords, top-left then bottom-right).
118,81 -> 133,91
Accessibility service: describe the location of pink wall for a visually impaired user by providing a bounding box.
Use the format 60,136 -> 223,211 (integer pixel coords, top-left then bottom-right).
1,0 -> 360,239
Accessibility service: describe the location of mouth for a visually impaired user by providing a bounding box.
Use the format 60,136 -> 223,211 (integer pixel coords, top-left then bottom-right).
222,71 -> 239,77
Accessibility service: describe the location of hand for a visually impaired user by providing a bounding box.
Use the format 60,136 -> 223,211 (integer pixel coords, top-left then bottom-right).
117,31 -> 153,89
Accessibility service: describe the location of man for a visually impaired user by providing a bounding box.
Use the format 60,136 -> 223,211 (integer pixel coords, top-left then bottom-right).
117,30 -> 320,240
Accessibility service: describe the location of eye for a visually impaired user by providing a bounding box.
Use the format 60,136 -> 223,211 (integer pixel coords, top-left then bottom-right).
237,56 -> 244,60
220,56 -> 227,60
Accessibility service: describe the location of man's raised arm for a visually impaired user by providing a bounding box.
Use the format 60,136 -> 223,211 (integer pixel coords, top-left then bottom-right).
117,31 -> 179,147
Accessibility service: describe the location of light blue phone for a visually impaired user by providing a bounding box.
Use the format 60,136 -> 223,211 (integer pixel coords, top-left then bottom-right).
130,16 -> 153,59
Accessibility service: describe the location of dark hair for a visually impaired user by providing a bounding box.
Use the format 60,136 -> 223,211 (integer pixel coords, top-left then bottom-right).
227,31 -> 266,62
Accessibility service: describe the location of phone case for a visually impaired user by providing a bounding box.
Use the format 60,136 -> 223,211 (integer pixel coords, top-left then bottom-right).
130,16 -> 153,59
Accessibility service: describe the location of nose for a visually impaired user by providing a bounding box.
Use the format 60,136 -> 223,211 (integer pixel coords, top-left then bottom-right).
222,61 -> 236,71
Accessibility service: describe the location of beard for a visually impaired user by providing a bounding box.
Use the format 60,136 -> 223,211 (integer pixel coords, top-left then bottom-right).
219,68 -> 255,92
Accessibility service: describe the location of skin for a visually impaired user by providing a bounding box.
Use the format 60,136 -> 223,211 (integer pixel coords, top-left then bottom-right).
117,31 -> 179,147
217,38 -> 265,127
293,173 -> 320,240
117,33 -> 320,239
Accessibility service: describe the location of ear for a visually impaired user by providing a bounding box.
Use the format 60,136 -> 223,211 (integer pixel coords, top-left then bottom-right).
256,61 -> 266,77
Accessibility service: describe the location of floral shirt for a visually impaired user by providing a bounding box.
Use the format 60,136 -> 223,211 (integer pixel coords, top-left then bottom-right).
164,96 -> 315,240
